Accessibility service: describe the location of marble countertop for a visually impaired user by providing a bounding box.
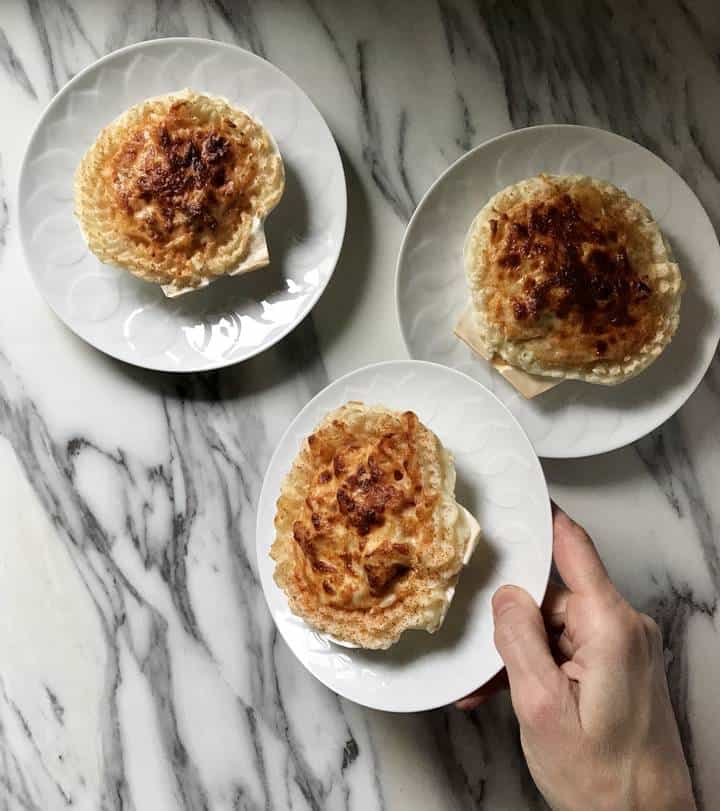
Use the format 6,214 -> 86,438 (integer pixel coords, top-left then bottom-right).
1,1 -> 719,809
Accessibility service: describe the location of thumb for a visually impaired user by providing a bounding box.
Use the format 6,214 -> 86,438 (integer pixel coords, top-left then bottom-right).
493,585 -> 563,697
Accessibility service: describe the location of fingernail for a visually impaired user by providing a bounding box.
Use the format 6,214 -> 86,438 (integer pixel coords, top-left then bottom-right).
492,585 -> 519,617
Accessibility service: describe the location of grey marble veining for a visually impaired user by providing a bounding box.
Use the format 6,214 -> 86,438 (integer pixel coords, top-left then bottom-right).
0,1 -> 719,809
0,25 -> 36,99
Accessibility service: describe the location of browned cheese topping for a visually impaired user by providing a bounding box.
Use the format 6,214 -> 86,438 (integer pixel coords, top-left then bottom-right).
290,411 -> 436,609
485,186 -> 662,366
109,100 -> 258,257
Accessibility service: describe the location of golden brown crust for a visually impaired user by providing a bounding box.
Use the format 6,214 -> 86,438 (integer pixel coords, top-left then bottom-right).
465,175 -> 683,384
488,184 -> 658,363
270,403 -> 475,649
284,409 -> 430,608
74,89 -> 284,291
111,113 -> 248,250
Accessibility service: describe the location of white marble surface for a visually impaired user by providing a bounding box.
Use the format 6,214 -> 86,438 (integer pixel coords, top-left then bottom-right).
0,2 -> 719,809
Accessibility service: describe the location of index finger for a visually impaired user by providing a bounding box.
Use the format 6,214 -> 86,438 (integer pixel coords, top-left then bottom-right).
551,503 -> 615,598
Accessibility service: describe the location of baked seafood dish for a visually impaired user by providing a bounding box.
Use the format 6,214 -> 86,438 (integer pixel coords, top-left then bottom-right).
462,174 -> 683,385
270,402 -> 480,649
74,89 -> 284,297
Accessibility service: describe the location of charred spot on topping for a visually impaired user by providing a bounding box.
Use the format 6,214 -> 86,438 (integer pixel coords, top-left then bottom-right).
499,252 -> 521,268
364,562 -> 410,597
336,475 -> 394,536
333,454 -> 346,477
211,166 -> 226,187
367,455 -> 382,480
312,559 -> 336,574
293,520 -> 336,574
125,128 -> 233,203
356,509 -> 383,536
292,521 -> 313,556
329,421 -> 422,541
158,126 -> 172,151
311,512 -> 321,530
336,487 -> 355,514
489,218 -> 498,238
318,470 -> 332,484
202,133 -> 230,163
595,340 -> 608,356
361,535 -> 414,597
513,300 -> 529,321
322,581 -> 335,595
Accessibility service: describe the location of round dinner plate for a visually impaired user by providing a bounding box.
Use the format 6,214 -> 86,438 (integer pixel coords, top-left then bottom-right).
18,38 -> 346,372
396,125 -> 720,458
256,360 -> 552,712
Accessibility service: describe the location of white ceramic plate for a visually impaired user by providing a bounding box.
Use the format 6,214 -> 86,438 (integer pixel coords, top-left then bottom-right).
396,125 -> 720,458
257,360 -> 552,712
18,38 -> 346,372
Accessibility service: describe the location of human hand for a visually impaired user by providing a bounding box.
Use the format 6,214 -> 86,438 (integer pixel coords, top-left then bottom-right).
458,505 -> 695,811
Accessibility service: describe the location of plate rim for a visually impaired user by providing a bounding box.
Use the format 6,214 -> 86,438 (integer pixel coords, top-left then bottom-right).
17,36 -> 347,373
255,358 -> 553,712
394,123 -> 720,458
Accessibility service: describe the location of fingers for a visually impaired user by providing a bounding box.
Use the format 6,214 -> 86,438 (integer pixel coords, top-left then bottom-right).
455,670 -> 509,711
554,628 -> 575,660
543,583 -> 578,659
561,660 -> 584,681
493,585 -> 564,694
457,582 -> 571,712
551,503 -> 615,599
493,586 -> 577,733
543,581 -> 569,629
